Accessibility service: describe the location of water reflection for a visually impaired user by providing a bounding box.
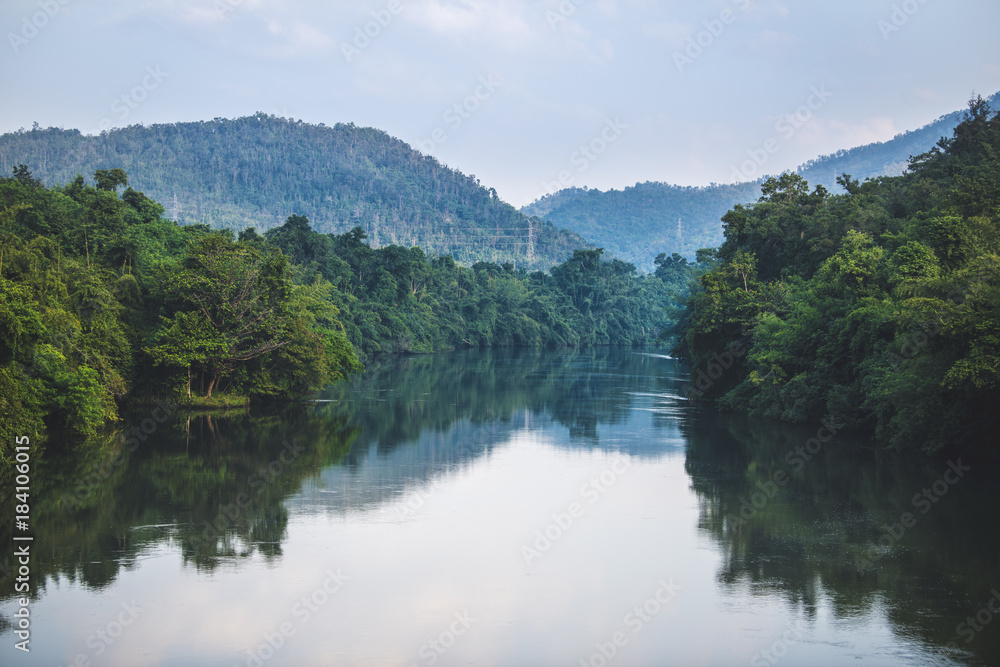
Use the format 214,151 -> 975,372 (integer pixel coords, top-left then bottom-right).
682,407 -> 1000,666
0,407 -> 358,599
0,349 -> 679,602
296,349 -> 686,516
0,349 -> 997,666
317,348 -> 684,458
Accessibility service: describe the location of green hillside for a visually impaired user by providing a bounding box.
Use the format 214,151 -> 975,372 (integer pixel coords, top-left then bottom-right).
0,114 -> 587,270
522,181 -> 762,271
524,92 -> 1000,271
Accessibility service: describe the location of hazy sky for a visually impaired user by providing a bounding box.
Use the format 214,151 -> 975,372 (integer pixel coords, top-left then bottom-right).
2,0 -> 998,206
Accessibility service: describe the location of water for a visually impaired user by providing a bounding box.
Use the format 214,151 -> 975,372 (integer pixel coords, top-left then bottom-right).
2,349 -> 998,666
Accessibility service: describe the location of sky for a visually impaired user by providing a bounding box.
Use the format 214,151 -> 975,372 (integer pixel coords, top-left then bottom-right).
1,0 -> 999,207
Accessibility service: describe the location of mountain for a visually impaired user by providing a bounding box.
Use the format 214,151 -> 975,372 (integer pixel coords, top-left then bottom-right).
522,181 -> 762,270
0,114 -> 587,270
797,91 -> 1000,189
523,91 -> 1000,270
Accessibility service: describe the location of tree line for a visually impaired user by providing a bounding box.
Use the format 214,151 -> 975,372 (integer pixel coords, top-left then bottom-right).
674,97 -> 1000,453
0,168 -> 705,487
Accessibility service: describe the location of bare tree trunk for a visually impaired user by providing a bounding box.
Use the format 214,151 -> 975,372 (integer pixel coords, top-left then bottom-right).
205,370 -> 219,399
186,366 -> 192,399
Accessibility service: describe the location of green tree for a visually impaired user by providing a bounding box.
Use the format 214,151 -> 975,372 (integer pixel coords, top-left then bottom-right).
94,168 -> 128,192
171,236 -> 292,397
146,311 -> 228,398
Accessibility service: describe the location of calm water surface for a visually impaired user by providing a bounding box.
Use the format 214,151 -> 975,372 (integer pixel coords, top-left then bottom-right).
2,349 -> 999,666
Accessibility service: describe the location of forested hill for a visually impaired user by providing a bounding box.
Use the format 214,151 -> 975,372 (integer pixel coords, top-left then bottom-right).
522,181 -> 762,271
0,114 -> 587,270
524,91 -> 1000,271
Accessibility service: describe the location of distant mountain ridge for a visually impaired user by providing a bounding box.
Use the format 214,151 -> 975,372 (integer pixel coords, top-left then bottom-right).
797,91 -> 1000,189
523,181 -> 763,268
5,94 -> 996,273
0,114 -> 587,270
523,91 -> 1000,270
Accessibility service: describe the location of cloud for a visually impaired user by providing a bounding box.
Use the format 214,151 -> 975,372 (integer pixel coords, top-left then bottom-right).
416,0 -> 480,33
138,0 -> 264,26
129,0 -> 340,61
406,0 -> 536,52
261,19 -> 336,59
3,0 -> 998,203
765,2 -> 791,19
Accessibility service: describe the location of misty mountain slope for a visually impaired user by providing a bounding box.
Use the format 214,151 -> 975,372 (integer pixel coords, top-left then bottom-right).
524,92 -> 1000,270
522,181 -> 762,269
0,114 -> 587,270
797,91 -> 1000,188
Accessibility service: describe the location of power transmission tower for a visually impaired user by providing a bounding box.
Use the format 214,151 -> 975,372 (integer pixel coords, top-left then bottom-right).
527,218 -> 536,264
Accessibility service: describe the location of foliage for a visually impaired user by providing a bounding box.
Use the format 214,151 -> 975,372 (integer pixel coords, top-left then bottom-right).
522,181 -> 762,271
675,97 -> 1000,453
0,115 -> 587,270
0,165 -> 691,488
265,218 -> 692,361
0,170 -> 362,490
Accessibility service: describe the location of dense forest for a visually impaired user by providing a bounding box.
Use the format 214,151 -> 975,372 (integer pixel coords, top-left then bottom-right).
259,213 -> 705,363
0,115 -> 586,269
0,167 -> 707,489
523,91 -> 1000,271
674,97 -> 1000,453
4,96 -> 995,495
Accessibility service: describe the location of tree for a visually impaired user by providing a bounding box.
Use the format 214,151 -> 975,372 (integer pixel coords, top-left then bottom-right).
171,236 -> 292,398
94,168 -> 128,192
12,164 -> 41,188
146,311 -> 228,398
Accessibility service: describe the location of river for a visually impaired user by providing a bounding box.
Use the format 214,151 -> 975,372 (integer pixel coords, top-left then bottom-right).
1,349 -> 998,666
